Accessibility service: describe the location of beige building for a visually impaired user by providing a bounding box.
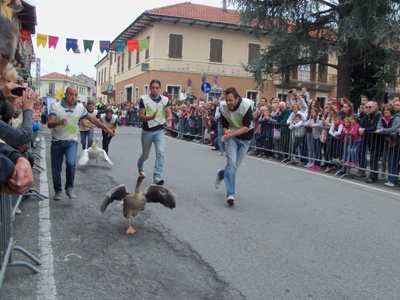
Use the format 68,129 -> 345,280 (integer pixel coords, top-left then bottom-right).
95,2 -> 337,106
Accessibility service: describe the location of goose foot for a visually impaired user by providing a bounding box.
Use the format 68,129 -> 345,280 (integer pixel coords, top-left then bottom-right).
126,226 -> 136,234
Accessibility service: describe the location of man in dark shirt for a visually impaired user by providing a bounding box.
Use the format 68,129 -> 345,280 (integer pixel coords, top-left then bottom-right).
214,87 -> 254,206
137,79 -> 173,185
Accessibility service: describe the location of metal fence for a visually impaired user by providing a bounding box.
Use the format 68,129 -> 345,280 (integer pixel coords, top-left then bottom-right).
165,116 -> 400,184
0,193 -> 42,290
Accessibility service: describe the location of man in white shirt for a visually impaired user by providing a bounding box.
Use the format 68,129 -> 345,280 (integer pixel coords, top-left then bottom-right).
48,86 -> 115,200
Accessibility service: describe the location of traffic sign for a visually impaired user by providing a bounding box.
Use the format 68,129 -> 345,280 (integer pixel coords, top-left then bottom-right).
214,75 -> 218,84
201,82 -> 211,94
187,79 -> 192,87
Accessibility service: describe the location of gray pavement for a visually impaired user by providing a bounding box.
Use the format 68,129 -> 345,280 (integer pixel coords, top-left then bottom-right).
1,126 -> 400,300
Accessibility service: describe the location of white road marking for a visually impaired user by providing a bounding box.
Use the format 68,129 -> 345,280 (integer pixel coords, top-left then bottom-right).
37,139 -> 57,300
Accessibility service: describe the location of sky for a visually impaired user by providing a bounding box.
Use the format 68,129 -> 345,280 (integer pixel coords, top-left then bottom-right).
30,0 -> 229,82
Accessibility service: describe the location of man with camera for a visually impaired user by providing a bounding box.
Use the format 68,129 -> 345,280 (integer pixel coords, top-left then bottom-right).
288,88 -> 308,114
0,14 -> 34,195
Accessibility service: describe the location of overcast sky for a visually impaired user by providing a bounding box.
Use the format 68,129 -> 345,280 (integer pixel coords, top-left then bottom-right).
31,0 -> 228,81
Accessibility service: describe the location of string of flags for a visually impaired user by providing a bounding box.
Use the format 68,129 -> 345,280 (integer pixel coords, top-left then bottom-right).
20,29 -> 150,54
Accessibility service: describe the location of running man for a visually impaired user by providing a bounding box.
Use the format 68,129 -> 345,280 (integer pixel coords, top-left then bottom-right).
214,87 -> 254,206
137,79 -> 173,185
48,86 -> 115,200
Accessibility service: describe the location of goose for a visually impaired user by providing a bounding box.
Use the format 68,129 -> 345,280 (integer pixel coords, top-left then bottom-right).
100,173 -> 176,234
78,138 -> 113,165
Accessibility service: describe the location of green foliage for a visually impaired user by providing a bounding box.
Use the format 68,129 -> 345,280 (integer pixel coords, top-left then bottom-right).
229,0 -> 400,98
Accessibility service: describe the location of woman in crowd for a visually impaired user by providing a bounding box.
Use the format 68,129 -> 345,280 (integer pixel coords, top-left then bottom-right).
376,103 -> 400,187
321,105 -> 339,173
340,101 -> 354,120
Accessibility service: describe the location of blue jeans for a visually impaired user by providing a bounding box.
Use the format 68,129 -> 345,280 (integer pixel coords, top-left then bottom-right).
217,137 -> 250,198
217,122 -> 225,153
51,140 -> 78,192
350,141 -> 361,164
386,145 -> 400,184
137,130 -> 165,180
80,130 -> 94,150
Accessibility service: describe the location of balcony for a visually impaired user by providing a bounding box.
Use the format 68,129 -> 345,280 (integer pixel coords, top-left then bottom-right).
100,81 -> 114,95
15,49 -> 32,80
273,69 -> 337,90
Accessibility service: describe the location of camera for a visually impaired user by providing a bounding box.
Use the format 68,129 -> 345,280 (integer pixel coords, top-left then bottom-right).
288,90 -> 293,94
11,87 -> 26,97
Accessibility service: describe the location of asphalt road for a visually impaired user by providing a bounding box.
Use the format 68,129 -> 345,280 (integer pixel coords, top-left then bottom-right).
2,126 -> 400,300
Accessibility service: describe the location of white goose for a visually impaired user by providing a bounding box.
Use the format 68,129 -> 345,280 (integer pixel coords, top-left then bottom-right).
78,138 -> 113,165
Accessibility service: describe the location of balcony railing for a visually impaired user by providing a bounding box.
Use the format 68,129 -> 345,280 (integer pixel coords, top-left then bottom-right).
273,69 -> 337,87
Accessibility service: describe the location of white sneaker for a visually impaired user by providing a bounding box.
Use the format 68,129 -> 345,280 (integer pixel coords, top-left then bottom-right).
215,169 -> 222,189
384,182 -> 395,187
304,162 -> 312,168
217,152 -> 223,156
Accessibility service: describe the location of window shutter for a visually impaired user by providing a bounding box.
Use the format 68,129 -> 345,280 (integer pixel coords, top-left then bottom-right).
169,34 -> 182,59
145,36 -> 150,59
248,44 -> 260,64
210,39 -> 222,63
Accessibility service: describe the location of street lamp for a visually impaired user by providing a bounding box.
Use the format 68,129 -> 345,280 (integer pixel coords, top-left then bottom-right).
65,65 -> 70,91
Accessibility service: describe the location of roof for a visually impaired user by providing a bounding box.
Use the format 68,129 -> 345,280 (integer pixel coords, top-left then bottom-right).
18,0 -> 37,34
110,2 -> 248,51
40,72 -> 89,86
147,2 -> 240,24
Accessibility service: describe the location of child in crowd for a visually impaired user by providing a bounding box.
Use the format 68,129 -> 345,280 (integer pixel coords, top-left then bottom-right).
289,114 -> 307,166
116,112 -> 122,126
341,117 -> 352,164
328,115 -> 344,167
257,110 -> 273,158
348,115 -> 361,167
306,108 -> 323,170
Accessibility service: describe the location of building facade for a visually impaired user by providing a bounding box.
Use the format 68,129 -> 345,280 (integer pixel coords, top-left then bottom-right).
1,0 -> 37,86
39,72 -> 91,103
95,2 -> 338,106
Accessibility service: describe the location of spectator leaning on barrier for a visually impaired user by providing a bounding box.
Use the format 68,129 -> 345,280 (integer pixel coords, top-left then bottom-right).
357,101 -> 383,182
375,103 -> 400,187
79,100 -> 97,150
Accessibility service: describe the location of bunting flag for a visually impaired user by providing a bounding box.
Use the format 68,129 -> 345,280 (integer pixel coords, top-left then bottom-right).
83,40 -> 94,52
99,41 -> 110,54
139,39 -> 149,51
66,38 -> 78,52
54,87 -> 65,100
19,29 -> 31,43
49,36 -> 59,49
37,34 -> 48,48
127,39 -> 138,52
115,40 -> 126,53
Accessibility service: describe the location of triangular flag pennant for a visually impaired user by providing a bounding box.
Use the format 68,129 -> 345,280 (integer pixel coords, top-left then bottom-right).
37,34 -> 48,48
115,40 -> 126,53
19,29 -> 31,43
54,87 -> 64,100
83,40 -> 94,52
99,41 -> 110,54
49,36 -> 59,49
66,38 -> 78,52
127,40 -> 138,52
139,39 -> 149,51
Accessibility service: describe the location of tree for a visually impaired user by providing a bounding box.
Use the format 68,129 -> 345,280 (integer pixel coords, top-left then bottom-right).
229,0 -> 400,101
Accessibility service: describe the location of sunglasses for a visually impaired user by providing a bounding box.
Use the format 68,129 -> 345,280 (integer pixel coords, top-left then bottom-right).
366,106 -> 373,109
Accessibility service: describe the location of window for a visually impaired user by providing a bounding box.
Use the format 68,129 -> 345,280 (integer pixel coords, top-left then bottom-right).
136,50 -> 139,64
248,43 -> 260,64
167,85 -> 180,100
135,87 -> 139,102
128,51 -> 131,69
126,87 -> 132,103
121,53 -> 125,72
277,93 -> 287,102
210,38 -> 223,63
145,36 -> 150,59
144,85 -> 148,95
246,91 -> 259,103
110,52 -> 113,65
114,52 -> 116,63
101,69 -> 103,84
98,72 -> 100,85
49,82 -> 55,94
117,56 -> 120,73
103,68 -> 106,83
168,34 -> 183,59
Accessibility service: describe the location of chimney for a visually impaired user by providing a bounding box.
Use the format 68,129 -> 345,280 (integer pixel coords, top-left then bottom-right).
222,0 -> 227,12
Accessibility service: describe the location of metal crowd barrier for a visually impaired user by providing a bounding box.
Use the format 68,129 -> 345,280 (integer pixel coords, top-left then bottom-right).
0,193 -> 42,290
252,121 -> 400,182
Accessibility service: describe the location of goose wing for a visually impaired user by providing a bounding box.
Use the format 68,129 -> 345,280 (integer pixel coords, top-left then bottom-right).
144,184 -> 176,209
77,149 -> 89,165
99,150 -> 114,165
101,184 -> 128,213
